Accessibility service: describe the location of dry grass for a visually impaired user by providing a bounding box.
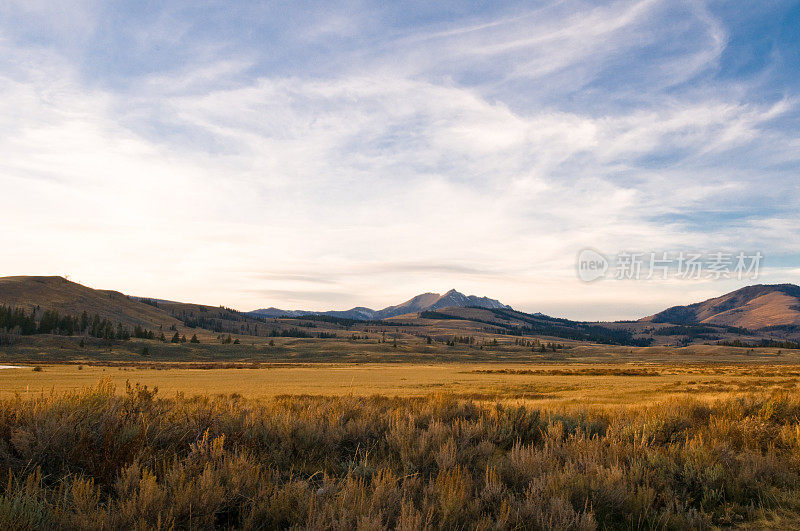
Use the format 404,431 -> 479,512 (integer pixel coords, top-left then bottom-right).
3,363 -> 800,407
2,361 -> 800,528
0,381 -> 800,528
470,368 -> 662,376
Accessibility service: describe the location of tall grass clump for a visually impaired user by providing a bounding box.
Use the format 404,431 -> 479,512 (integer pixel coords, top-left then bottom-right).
0,380 -> 799,529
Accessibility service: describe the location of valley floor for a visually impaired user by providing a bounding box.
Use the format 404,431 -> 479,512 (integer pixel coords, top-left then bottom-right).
0,378 -> 799,529
3,346 -> 800,528
3,361 -> 800,408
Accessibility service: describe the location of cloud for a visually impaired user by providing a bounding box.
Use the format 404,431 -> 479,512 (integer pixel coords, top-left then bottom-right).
244,289 -> 358,307
0,0 -> 100,46
250,273 -> 338,285
0,1 -> 798,318
249,262 -> 503,286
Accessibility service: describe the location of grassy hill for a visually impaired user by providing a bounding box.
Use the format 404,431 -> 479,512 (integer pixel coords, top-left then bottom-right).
0,276 -> 181,330
643,284 -> 800,329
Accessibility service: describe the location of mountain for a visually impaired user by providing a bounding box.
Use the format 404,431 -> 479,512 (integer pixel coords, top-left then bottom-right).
642,284 -> 800,329
373,289 -> 510,319
5,276 -> 799,346
248,289 -> 511,321
419,289 -> 511,313
373,292 -> 442,319
243,307 -> 306,318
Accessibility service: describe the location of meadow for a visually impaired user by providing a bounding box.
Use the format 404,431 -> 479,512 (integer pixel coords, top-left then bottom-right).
0,358 -> 800,528
1,379 -> 800,529
3,333 -> 800,528
3,362 -> 800,407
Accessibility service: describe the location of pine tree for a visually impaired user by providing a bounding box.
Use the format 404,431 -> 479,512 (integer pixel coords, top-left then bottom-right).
104,322 -> 114,339
64,316 -> 75,336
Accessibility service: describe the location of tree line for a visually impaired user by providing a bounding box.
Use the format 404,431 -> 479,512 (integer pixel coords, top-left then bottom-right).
718,338 -> 800,350
0,305 -> 132,340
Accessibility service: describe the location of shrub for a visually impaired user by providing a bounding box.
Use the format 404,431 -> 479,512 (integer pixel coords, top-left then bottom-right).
0,383 -> 798,528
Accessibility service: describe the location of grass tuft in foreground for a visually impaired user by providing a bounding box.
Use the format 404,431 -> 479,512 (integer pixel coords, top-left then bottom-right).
0,380 -> 799,529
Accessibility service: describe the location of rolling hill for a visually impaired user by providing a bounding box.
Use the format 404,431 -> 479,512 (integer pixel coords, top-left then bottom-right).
406,306 -> 653,346
0,276 -> 181,329
642,284 -> 800,329
0,276 -> 270,336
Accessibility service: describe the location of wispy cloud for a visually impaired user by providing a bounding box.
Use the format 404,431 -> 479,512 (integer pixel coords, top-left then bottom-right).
244,289 -> 357,306
0,1 -> 798,318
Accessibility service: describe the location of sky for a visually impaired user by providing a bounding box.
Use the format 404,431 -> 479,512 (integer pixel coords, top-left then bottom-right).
1,0 -> 799,320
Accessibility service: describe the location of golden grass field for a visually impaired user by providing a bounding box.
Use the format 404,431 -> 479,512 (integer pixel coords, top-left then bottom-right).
2,372 -> 800,528
4,331 -> 800,528
3,361 -> 800,408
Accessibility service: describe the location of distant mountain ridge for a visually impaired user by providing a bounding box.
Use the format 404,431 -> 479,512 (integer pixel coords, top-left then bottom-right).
642,283 -> 800,329
4,275 -> 800,344
248,289 -> 511,320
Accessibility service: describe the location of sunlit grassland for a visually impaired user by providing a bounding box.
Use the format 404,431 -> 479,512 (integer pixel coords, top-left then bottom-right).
3,341 -> 800,527
1,380 -> 800,528
3,362 -> 800,408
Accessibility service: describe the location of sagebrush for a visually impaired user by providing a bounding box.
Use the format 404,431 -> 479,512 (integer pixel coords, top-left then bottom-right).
1,381 -> 799,529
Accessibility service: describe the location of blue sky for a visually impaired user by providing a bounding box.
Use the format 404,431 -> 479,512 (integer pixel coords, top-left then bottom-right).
1,0 -> 799,319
